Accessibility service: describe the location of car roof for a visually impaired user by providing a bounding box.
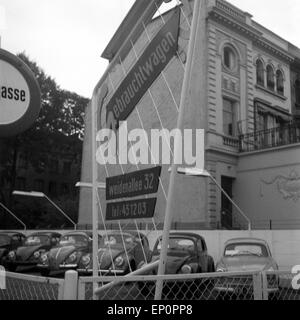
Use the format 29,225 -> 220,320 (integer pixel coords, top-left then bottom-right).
27,232 -> 61,237
62,231 -> 94,238
158,232 -> 205,240
105,230 -> 145,237
0,231 -> 25,237
224,238 -> 270,246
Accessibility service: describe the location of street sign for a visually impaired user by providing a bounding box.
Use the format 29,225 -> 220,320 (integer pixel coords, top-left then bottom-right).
0,49 -> 41,137
106,198 -> 157,221
106,166 -> 162,200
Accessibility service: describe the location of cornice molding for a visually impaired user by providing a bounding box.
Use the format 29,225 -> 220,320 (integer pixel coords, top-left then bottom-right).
208,8 -> 295,64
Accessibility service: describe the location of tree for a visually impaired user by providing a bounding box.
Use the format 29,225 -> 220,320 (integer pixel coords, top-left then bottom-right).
0,52 -> 89,229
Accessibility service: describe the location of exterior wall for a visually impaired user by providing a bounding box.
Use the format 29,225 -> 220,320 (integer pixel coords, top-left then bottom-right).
78,0 -> 300,230
78,4 -> 210,229
235,144 -> 300,226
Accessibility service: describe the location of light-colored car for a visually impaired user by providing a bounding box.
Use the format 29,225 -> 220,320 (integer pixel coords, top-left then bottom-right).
215,238 -> 279,296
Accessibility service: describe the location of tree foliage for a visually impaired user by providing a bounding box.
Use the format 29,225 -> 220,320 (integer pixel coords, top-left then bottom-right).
0,52 -> 89,229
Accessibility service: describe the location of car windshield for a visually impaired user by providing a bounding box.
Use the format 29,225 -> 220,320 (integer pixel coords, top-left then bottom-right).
224,243 -> 268,257
100,234 -> 134,246
59,235 -> 89,247
0,235 -> 10,246
24,235 -> 50,246
155,238 -> 195,252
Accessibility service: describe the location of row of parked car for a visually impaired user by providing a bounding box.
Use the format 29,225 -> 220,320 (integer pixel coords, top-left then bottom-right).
0,230 -> 280,295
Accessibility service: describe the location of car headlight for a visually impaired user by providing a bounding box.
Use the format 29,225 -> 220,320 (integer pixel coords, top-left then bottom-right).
180,264 -> 192,274
114,256 -> 124,267
67,252 -> 77,263
216,266 -> 227,272
8,251 -> 16,259
34,251 -> 41,259
41,254 -> 48,263
81,254 -> 91,266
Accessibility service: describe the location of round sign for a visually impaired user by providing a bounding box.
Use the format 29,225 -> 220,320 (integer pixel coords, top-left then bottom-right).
0,49 -> 41,137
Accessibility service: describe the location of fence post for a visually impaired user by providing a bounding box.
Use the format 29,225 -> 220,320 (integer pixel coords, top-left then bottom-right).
63,270 -> 78,300
253,272 -> 263,300
261,271 -> 269,300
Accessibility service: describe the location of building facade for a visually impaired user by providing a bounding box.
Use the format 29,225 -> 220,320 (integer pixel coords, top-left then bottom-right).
78,0 -> 300,230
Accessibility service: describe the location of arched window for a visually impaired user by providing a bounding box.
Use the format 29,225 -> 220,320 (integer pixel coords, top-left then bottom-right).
266,65 -> 275,91
223,46 -> 236,71
276,70 -> 284,95
256,59 -> 264,86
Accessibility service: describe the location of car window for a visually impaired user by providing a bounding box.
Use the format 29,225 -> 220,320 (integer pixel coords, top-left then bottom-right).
25,235 -> 50,246
156,238 -> 195,252
0,235 -> 10,246
224,243 -> 269,257
100,234 -> 133,246
11,235 -> 20,243
59,235 -> 88,246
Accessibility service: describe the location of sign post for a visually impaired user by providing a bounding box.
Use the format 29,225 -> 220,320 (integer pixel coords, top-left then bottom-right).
154,0 -> 203,300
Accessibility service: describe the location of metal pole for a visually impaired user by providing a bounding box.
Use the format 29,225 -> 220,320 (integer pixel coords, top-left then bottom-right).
154,0 -> 202,300
91,88 -> 101,300
0,202 -> 27,230
208,174 -> 251,231
43,195 -> 77,230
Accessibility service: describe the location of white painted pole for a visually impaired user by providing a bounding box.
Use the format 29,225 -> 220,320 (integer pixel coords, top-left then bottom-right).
63,270 -> 78,300
154,0 -> 203,300
91,92 -> 100,300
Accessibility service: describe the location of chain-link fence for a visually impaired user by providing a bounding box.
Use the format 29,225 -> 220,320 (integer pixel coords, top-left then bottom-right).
78,270 -> 300,301
1,270 -> 299,300
0,271 -> 64,300
78,271 -> 265,300
263,271 -> 300,301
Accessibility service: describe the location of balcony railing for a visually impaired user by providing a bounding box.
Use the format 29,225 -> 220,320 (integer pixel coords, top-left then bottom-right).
239,122 -> 300,153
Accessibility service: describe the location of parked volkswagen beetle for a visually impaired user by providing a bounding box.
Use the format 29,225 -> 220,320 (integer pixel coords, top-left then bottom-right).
37,231 -> 100,276
0,231 -> 26,266
4,232 -> 61,272
78,231 -> 151,275
150,232 -> 215,274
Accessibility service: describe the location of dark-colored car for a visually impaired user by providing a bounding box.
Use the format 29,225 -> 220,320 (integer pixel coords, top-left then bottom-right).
0,231 -> 26,266
215,238 -> 279,297
140,232 -> 215,298
78,231 -> 151,275
5,232 -> 61,272
37,231 -> 101,276
150,232 -> 215,274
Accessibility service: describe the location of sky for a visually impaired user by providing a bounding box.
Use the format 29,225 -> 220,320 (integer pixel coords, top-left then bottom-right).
0,0 -> 299,99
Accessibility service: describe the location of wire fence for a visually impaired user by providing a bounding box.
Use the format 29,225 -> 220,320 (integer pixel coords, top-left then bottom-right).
0,269 -> 299,300
0,271 -> 64,300
77,270 -> 300,301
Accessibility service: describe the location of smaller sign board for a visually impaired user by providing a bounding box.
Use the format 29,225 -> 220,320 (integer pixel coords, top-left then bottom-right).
106,198 -> 157,221
106,166 -> 162,200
